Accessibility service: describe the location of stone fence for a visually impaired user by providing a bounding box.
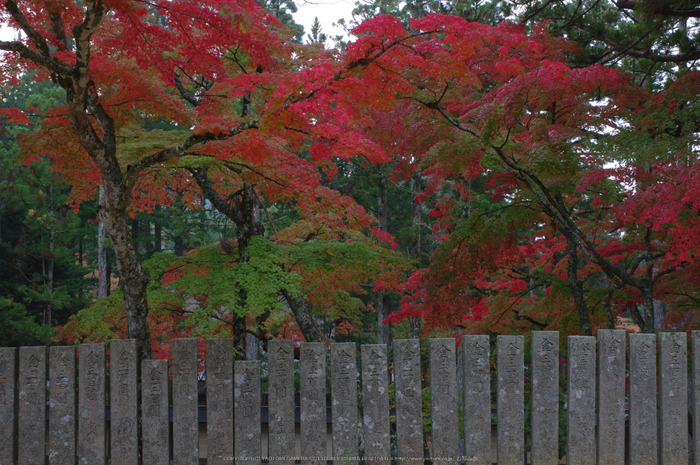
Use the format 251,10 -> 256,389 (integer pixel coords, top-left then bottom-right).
0,330 -> 696,464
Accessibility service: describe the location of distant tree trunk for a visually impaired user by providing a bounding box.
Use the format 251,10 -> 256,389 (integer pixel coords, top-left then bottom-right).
411,172 -> 422,257
46,227 -> 54,327
408,172 -> 423,339
154,214 -> 162,253
377,179 -> 391,345
98,186 -> 109,299
145,222 -> 153,257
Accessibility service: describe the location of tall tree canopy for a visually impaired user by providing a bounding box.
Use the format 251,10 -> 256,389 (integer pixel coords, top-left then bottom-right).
2,0 -> 699,352
327,13 -> 700,336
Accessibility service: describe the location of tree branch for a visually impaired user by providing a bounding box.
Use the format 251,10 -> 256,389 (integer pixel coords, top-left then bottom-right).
125,118 -> 259,187
3,0 -> 51,58
0,41 -> 71,76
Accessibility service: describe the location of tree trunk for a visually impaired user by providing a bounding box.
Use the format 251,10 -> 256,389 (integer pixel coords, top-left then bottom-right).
407,172 -> 423,339
100,184 -> 152,360
145,222 -> 153,257
46,227 -> 54,327
282,290 -> 327,343
377,293 -> 391,345
639,287 -> 656,333
567,236 -> 592,336
98,186 -> 109,299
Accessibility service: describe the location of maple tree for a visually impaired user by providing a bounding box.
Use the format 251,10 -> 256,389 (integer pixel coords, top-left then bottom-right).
3,0 -> 700,352
328,14 -> 700,337
0,0 -> 282,358
1,0 -> 409,357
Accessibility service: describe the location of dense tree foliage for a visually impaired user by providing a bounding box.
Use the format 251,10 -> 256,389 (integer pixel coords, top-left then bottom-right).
0,76 -> 96,346
1,0 -> 699,356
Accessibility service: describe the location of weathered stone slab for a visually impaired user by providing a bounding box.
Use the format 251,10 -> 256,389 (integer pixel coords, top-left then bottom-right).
110,339 -> 138,464
19,346 -> 46,465
429,338 -> 458,465
497,336 -> 524,465
331,343 -> 358,465
173,338 -> 199,464
142,359 -> 170,465
235,361 -> 261,465
462,335 -> 490,465
268,340 -> 295,465
630,333 -> 657,465
0,347 -> 16,465
597,329 -> 626,465
361,345 -> 390,465
49,346 -> 76,465
455,337 -> 465,458
567,336 -> 596,465
531,331 -> 558,465
79,342 -> 106,465
300,342 -> 326,465
659,332 -> 688,465
394,339 -> 423,465
693,331 -> 700,465
207,338 -> 234,465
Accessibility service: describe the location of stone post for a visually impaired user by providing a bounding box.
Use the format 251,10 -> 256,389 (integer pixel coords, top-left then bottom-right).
235,361 -> 261,465
300,343 -> 327,465
629,333 -> 657,465
462,335 -> 490,465
142,359 -> 169,465
49,346 -> 76,465
597,329 -> 626,465
497,336 -> 524,465
531,331 -> 558,465
331,343 -> 359,465
19,346 -> 46,465
429,338 -> 459,465
394,339 -> 423,465
0,348 -> 16,465
78,343 -> 106,465
567,336 -> 596,465
173,338 -> 199,464
268,340 -> 295,465
110,339 -> 138,464
362,344 -> 390,465
659,332 -> 688,465
207,338 -> 234,465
